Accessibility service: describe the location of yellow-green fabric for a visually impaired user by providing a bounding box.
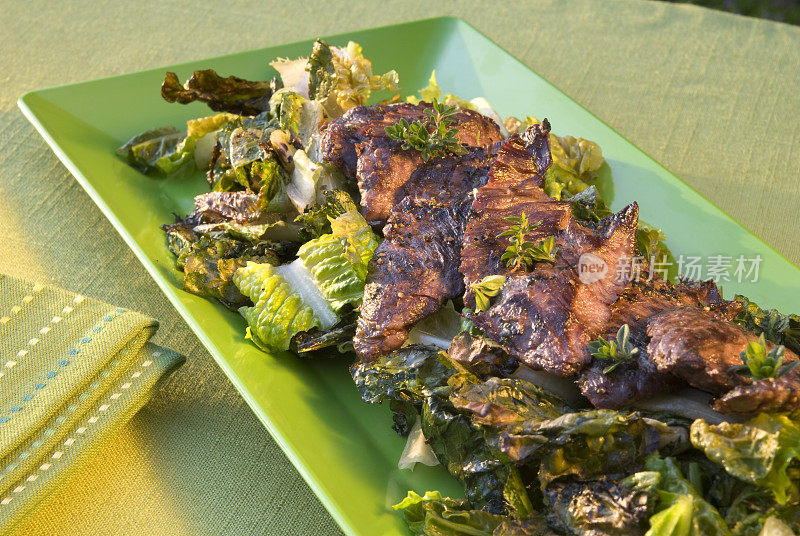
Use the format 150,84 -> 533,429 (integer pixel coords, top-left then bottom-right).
0,275 -> 183,535
1,1 -> 799,535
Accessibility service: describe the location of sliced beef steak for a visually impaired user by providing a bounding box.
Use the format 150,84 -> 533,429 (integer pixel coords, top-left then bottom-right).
471,204 -> 639,377
321,102 -> 502,178
463,123 -> 640,377
646,307 -> 798,394
354,197 -> 470,361
712,375 -> 800,414
356,142 -> 495,226
578,279 -> 739,409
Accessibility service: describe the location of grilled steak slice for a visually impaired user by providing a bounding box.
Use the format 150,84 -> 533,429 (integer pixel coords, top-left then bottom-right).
579,279 -> 737,408
356,141 -> 495,226
712,375 -> 800,414
646,306 -> 798,394
462,123 -> 640,376
354,197 -> 470,361
471,204 -> 639,377
320,102 -> 503,187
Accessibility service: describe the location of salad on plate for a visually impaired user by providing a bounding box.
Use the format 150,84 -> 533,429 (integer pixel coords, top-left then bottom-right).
116,38 -> 800,536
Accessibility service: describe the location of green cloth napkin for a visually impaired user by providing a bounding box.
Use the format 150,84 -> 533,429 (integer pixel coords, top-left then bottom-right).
0,274 -> 183,534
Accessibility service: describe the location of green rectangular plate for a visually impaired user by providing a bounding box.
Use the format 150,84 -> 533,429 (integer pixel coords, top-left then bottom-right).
18,16 -> 800,536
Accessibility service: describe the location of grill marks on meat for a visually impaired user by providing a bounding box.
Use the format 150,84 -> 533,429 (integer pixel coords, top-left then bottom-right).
647,307 -> 799,393
464,124 -> 640,376
320,103 -> 503,226
712,375 -> 800,414
357,142 -> 495,226
578,279 -> 729,409
321,102 -> 504,361
354,198 -> 470,361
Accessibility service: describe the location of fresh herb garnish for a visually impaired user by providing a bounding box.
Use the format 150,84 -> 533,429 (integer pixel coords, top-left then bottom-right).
498,212 -> 556,271
385,98 -> 467,161
469,275 -> 506,312
729,334 -> 796,380
587,324 -> 640,374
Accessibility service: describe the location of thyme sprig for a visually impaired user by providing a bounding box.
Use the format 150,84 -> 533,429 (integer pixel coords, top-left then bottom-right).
587,324 -> 640,374
729,334 -> 796,380
385,98 -> 467,161
499,212 -> 557,271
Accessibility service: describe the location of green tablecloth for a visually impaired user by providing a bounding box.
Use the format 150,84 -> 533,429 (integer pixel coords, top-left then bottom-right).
2,1 -> 798,534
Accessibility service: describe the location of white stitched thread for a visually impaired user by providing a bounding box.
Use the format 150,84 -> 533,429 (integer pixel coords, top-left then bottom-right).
15,349 -> 27,357
73,295 -> 85,304
51,316 -> 62,324
61,306 -> 73,315
28,338 -> 39,346
0,355 -> 148,508
32,284 -> 44,292
0,316 -> 9,324
10,306 -> 21,314
5,361 -> 16,369
39,326 -> 51,335
142,360 -> 152,367
22,296 -> 33,304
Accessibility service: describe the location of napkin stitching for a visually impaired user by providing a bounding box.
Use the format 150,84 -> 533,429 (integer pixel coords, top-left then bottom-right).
0,351 -> 156,508
0,283 -> 45,326
0,307 -> 124,423
3,294 -> 87,376
0,329 -> 136,478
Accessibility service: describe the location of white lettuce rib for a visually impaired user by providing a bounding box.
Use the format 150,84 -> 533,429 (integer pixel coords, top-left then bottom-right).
277,259 -> 338,329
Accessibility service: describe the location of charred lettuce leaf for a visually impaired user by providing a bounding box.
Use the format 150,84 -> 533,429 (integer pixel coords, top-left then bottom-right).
544,478 -> 655,535
690,413 -> 800,505
351,346 -> 453,435
565,185 -> 612,224
161,70 -> 280,115
422,384 -> 531,515
306,40 -> 398,118
181,234 -> 279,309
295,189 -> 361,242
642,455 -> 731,536
393,490 -> 552,536
115,126 -> 192,175
733,296 -> 800,355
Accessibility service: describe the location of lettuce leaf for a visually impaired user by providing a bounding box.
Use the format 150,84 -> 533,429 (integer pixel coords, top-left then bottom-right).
115,126 -> 193,175
181,234 -> 279,309
643,455 -> 731,536
233,261 -> 326,351
733,296 -> 800,355
351,346 -> 454,435
296,194 -> 379,308
406,70 -> 475,111
392,491 -> 505,536
307,40 -> 399,118
161,70 -> 280,115
294,189 -> 360,241
690,413 -> 800,505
